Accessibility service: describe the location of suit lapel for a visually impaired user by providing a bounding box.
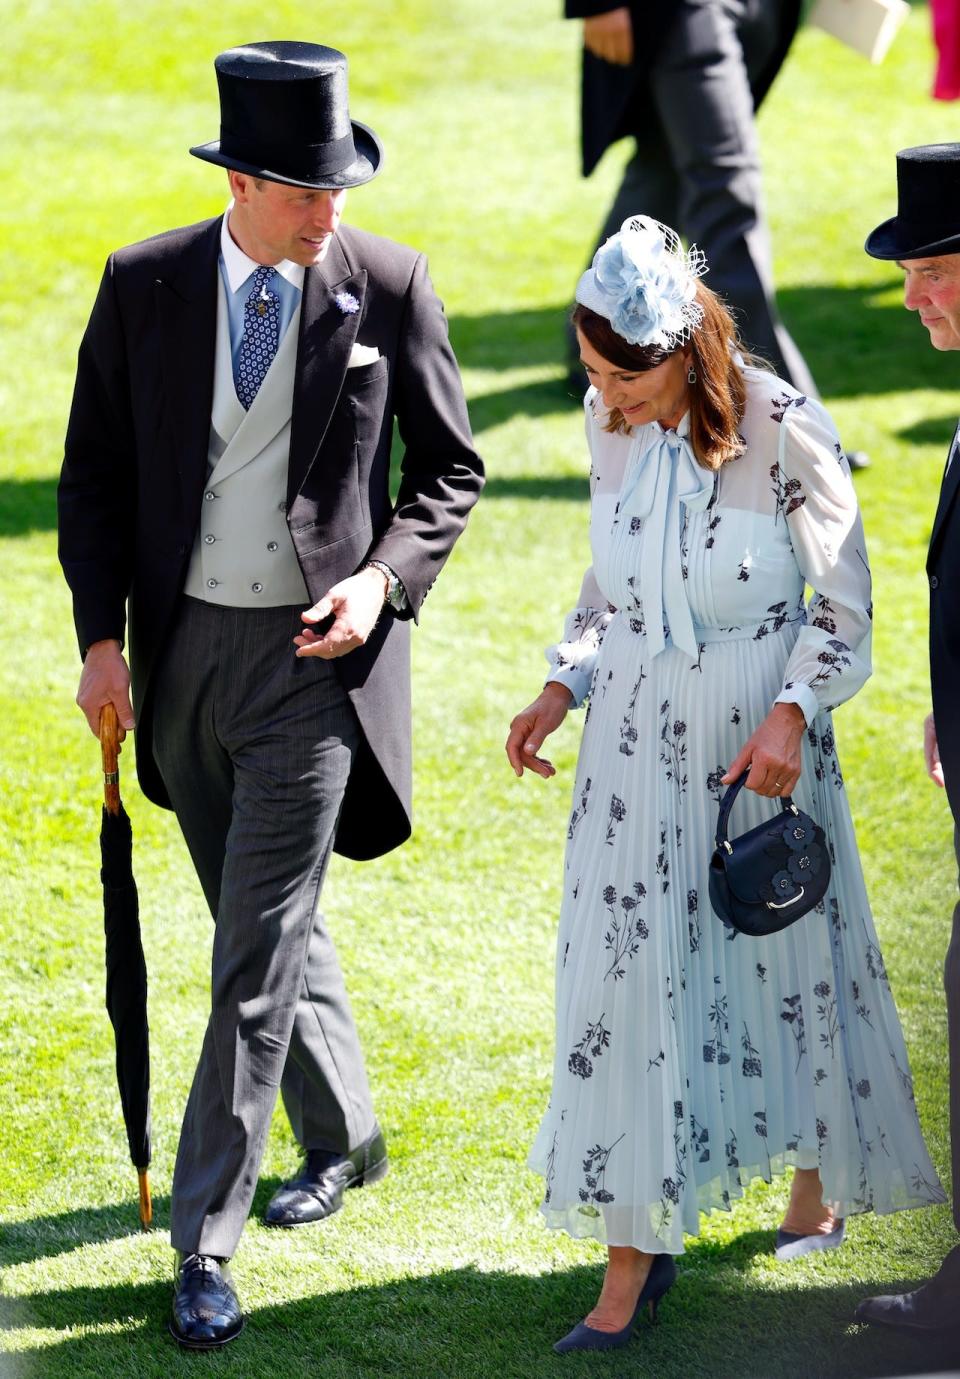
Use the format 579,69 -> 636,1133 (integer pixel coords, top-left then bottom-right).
155,219 -> 221,522
287,233 -> 366,506
929,420 -> 960,564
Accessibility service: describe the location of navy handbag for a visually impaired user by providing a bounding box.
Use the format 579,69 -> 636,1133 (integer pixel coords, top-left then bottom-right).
708,771 -> 831,937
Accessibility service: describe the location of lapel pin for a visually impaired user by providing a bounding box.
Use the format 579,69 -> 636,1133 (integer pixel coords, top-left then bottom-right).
334,290 -> 360,315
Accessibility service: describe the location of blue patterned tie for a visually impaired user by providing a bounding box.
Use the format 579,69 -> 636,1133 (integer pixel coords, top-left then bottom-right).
235,266 -> 280,410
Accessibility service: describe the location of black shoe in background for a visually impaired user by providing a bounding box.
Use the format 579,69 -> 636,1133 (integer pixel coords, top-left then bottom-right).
264,1124 -> 388,1227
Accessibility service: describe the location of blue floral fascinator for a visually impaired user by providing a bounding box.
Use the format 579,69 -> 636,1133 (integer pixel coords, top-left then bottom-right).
575,216 -> 708,350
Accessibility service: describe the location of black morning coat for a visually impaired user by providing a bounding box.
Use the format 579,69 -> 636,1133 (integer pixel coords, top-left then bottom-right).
58,217 -> 484,861
565,0 -> 803,177
929,431 -> 960,827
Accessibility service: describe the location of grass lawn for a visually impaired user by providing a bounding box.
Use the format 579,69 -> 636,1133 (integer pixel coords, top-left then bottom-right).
2,2 -> 960,1375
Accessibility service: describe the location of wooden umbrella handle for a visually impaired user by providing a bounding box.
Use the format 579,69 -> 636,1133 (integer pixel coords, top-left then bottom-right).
99,703 -> 124,816
138,1169 -> 153,1231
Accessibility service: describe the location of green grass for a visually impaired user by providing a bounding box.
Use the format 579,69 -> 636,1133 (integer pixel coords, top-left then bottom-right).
2,2 -> 960,1375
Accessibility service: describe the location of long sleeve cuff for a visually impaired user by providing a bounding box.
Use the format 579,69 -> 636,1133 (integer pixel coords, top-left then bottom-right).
774,682 -> 820,728
546,662 -> 594,710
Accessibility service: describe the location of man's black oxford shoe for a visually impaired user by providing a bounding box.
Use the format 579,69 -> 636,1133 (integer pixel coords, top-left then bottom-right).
264,1124 -> 388,1227
170,1252 -> 244,1350
855,1277 -> 960,1335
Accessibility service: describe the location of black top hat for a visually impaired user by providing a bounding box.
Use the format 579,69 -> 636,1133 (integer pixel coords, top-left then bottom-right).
190,41 -> 383,190
865,143 -> 960,260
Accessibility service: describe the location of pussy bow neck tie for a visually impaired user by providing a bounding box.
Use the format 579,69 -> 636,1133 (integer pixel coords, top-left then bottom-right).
618,420 -> 713,659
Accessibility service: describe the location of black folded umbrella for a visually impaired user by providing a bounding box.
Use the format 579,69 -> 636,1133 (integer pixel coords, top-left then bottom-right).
99,703 -> 152,1229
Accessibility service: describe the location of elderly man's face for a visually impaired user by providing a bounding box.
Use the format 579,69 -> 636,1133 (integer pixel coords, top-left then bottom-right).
227,171 -> 347,267
899,255 -> 960,350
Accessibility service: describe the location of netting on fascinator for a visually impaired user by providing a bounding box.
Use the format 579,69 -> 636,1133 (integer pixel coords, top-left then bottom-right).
575,216 -> 708,350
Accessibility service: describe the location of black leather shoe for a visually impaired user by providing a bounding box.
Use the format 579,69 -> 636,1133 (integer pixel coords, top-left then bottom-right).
264,1125 -> 388,1227
170,1252 -> 244,1350
855,1276 -> 960,1334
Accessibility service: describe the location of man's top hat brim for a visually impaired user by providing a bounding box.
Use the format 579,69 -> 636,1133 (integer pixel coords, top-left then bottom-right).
865,215 -> 960,262
865,143 -> 960,261
190,119 -> 383,191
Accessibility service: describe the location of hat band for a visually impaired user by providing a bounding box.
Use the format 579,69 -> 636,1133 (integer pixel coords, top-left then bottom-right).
219,128 -> 358,177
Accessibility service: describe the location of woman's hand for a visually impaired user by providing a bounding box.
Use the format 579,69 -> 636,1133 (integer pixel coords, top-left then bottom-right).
506,682 -> 574,779
722,702 -> 806,798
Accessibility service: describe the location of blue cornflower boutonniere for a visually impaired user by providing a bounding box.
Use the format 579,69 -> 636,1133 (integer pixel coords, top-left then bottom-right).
334,291 -> 360,315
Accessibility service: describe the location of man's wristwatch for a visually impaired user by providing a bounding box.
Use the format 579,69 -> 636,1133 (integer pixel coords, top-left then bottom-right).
364,559 -> 404,609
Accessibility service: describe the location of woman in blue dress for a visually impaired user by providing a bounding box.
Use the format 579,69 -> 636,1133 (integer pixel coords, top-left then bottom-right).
506,217 -> 944,1354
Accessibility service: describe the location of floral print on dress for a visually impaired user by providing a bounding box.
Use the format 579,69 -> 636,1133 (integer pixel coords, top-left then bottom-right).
603,882 -> 649,979
568,1015 -> 612,1078
579,1135 -> 624,1211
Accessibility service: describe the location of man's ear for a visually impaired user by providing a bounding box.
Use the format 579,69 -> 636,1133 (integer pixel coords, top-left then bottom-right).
228,169 -> 250,204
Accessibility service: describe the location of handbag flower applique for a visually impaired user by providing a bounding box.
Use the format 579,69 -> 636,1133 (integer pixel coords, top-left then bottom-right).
708,772 -> 831,936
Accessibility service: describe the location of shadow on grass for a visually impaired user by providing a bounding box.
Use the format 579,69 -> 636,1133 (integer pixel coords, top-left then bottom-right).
466,376 -> 582,437
1,1211 -> 956,1379
0,477 -> 58,538
479,474 -> 589,502
897,416 -> 959,449
0,1197 -> 172,1267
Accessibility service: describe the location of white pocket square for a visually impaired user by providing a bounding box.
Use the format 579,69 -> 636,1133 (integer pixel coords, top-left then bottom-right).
348,344 -> 381,368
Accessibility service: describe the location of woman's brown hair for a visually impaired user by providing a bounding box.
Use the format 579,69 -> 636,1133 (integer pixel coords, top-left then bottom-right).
572,282 -> 750,471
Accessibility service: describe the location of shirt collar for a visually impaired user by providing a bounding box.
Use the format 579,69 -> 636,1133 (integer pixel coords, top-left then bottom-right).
220,205 -> 304,294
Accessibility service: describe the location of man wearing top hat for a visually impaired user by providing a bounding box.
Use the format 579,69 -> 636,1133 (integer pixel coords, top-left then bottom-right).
58,41 -> 483,1348
858,144 -> 960,1335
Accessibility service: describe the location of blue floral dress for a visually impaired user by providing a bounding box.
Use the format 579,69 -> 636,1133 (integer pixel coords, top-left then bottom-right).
528,368 -> 945,1254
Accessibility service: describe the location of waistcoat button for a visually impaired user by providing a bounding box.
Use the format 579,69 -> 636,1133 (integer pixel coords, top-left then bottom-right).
204,534 -> 215,545
267,541 -> 278,552
207,578 -> 218,589
204,490 -> 216,502
252,582 -> 263,593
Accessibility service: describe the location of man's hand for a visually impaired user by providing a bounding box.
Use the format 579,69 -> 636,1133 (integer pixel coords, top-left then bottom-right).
925,711 -> 945,788
294,566 -> 388,659
583,8 -> 634,65
77,639 -> 135,737
505,682 -> 574,779
722,701 -> 806,798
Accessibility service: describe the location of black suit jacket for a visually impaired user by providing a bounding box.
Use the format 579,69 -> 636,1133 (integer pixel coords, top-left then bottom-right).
58,217 -> 483,860
566,0 -> 803,177
928,434 -> 960,825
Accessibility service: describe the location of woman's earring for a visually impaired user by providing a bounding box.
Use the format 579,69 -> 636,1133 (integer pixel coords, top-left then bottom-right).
687,365 -> 697,385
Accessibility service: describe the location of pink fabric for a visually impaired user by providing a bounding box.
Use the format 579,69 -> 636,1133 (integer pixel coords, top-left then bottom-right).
933,0 -> 960,100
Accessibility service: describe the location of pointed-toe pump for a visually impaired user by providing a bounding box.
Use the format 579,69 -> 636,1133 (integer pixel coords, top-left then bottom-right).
775,1217 -> 845,1262
553,1253 -> 677,1354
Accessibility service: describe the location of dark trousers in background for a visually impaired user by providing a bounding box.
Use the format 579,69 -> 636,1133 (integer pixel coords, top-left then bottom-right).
151,596 -> 376,1260
943,824 -> 960,1276
577,0 -> 815,395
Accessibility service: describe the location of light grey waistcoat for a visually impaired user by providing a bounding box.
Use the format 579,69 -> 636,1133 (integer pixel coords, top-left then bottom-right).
184,277 -> 310,607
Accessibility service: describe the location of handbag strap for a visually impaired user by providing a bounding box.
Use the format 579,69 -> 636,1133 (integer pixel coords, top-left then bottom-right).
715,770 -> 798,851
